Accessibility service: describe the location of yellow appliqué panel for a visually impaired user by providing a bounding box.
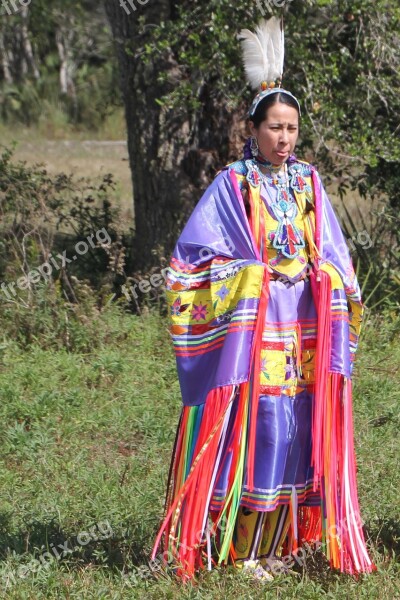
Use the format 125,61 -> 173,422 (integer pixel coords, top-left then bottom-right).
319,263 -> 344,290
260,348 -> 287,387
259,345 -> 316,393
211,264 -> 264,318
166,288 -> 211,326
166,263 -> 264,326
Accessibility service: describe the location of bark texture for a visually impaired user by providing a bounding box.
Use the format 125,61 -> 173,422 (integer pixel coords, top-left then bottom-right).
104,0 -> 245,270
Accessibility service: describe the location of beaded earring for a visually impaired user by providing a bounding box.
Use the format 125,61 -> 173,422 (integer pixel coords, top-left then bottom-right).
250,137 -> 259,159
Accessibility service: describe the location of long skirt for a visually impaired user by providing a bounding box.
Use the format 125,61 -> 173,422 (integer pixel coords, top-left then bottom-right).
210,277 -> 321,515
158,277 -> 323,572
154,275 -> 375,577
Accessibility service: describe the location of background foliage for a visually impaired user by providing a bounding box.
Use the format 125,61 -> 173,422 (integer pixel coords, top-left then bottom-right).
1,1 -> 399,306
0,0 -> 121,129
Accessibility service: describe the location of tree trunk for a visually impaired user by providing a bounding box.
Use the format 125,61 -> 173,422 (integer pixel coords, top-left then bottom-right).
55,25 -> 77,118
104,0 -> 243,272
20,7 -> 40,80
0,30 -> 13,83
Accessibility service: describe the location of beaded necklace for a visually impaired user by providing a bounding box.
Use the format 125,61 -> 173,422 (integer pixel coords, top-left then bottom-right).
247,158 -> 306,259
253,160 -> 290,202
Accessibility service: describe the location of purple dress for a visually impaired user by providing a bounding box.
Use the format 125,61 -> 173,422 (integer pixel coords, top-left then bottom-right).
208,161 -> 322,512
151,152 -> 374,577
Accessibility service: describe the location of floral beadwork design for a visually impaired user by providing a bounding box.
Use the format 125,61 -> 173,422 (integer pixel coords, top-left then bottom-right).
216,284 -> 230,301
171,296 -> 190,316
191,303 -> 208,321
260,356 -> 270,380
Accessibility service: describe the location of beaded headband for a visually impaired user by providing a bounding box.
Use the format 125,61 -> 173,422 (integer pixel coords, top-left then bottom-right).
249,88 -> 301,117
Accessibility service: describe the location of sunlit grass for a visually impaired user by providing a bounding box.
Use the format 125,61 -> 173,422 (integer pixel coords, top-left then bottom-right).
0,306 -> 398,598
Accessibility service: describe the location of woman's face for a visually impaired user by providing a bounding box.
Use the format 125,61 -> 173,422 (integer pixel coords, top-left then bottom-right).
250,102 -> 299,166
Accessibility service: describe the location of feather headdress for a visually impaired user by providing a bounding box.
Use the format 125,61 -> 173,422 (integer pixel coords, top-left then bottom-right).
238,17 -> 284,91
238,17 -> 301,117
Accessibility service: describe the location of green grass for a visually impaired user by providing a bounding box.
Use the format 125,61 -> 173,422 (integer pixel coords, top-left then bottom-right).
0,306 -> 399,599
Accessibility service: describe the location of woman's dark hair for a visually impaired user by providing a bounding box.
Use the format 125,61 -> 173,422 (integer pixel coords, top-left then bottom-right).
250,92 -> 300,128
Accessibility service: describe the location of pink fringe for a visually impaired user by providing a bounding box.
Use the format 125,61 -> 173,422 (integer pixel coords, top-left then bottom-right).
151,385 -> 235,579
311,169 -> 322,253
311,269 -> 376,574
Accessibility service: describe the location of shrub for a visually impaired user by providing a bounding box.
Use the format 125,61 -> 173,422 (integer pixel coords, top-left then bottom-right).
0,147 -> 133,350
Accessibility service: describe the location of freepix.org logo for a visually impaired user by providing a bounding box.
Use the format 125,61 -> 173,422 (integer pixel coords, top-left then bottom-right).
255,0 -> 294,15
118,0 -> 149,15
0,0 -> 31,16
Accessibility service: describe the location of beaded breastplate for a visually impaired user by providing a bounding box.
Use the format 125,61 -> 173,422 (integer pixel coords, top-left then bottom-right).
229,159 -> 316,282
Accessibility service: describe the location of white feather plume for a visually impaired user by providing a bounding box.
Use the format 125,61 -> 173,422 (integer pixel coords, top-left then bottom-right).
238,17 -> 284,90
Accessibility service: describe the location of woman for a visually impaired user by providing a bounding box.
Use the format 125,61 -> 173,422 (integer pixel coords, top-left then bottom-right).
151,18 -> 375,581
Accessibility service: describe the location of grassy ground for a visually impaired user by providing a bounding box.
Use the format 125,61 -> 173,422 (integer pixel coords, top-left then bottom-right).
0,305 -> 398,599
